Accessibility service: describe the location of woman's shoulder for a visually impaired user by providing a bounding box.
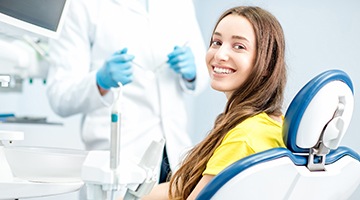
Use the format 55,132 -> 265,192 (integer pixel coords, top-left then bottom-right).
225,113 -> 283,140
236,112 -> 282,128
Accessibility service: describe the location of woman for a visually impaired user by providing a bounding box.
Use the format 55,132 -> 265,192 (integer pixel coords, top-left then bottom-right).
133,5 -> 287,200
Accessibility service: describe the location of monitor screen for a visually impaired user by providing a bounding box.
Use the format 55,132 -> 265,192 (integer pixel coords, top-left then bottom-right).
0,0 -> 70,38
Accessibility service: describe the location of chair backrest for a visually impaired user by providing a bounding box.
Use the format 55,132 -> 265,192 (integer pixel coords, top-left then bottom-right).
196,69 -> 360,200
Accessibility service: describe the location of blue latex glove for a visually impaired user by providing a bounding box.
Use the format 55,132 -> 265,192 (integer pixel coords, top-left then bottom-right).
96,48 -> 134,90
167,46 -> 196,81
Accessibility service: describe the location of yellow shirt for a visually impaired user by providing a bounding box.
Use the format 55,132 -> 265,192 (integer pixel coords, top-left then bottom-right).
203,112 -> 285,176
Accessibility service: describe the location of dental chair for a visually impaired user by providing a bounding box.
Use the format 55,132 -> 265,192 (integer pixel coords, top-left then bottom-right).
196,69 -> 360,200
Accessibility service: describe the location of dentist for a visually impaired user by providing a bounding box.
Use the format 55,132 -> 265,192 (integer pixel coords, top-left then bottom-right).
46,0 -> 208,186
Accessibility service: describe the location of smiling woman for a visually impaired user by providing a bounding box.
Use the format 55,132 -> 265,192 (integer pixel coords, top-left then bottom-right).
206,13 -> 257,98
119,6 -> 287,200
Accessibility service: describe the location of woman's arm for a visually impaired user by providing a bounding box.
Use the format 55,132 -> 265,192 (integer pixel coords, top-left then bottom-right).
141,182 -> 170,200
132,175 -> 213,200
186,175 -> 214,200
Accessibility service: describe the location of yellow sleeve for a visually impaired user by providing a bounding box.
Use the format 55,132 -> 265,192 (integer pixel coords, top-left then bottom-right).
202,128 -> 254,176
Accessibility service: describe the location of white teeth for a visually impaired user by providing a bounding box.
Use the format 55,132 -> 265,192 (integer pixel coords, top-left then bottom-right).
214,67 -> 234,74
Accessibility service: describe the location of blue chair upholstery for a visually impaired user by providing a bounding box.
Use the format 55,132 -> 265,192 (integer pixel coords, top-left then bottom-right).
196,69 -> 360,200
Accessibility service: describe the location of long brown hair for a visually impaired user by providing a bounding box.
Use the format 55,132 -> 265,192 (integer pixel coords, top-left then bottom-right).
169,6 -> 287,199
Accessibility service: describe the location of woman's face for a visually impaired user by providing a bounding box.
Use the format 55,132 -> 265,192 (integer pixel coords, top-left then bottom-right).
206,14 -> 257,99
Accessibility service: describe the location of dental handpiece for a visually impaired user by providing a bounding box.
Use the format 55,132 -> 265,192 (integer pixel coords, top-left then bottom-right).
110,83 -> 122,170
110,112 -> 120,170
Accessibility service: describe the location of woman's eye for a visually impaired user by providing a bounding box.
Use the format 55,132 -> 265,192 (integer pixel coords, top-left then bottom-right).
234,44 -> 245,50
211,40 -> 222,46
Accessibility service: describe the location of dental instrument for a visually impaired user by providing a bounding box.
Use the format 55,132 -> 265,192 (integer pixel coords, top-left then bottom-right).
131,60 -> 156,79
81,82 -> 165,200
156,41 -> 190,72
22,35 -> 52,62
109,82 -> 123,199
79,81 -> 124,200
131,41 -> 189,79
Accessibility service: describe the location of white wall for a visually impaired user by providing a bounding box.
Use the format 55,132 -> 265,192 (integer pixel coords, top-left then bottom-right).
0,0 -> 359,199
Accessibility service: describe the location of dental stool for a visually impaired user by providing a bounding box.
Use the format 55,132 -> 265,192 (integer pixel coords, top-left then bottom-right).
196,69 -> 360,200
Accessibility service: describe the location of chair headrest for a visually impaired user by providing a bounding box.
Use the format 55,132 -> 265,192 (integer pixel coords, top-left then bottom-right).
283,69 -> 354,153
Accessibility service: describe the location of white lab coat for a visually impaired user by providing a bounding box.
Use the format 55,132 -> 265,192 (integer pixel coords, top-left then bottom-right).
46,0 -> 208,177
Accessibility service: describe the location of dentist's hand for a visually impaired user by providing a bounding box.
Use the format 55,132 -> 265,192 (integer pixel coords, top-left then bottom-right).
96,48 -> 134,90
167,46 -> 196,81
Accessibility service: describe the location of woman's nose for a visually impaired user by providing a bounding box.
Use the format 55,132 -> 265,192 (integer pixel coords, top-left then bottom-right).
214,45 -> 230,62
